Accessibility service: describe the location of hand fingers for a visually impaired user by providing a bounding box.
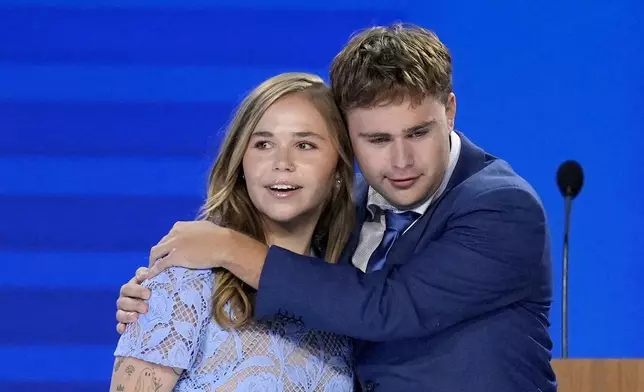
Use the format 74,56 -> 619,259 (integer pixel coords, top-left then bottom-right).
149,239 -> 177,267
146,251 -> 178,280
120,278 -> 151,300
116,322 -> 126,334
116,309 -> 141,324
119,280 -> 151,302
116,295 -> 149,313
135,267 -> 149,283
156,231 -> 175,247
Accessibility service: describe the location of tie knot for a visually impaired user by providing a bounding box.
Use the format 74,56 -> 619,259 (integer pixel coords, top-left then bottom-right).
384,209 -> 420,233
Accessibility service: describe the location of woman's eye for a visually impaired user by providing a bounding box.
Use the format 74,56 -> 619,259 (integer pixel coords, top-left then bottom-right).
296,142 -> 316,150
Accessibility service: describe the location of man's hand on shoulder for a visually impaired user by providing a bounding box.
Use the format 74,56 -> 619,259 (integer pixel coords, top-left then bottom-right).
115,220 -> 270,334
146,220 -> 269,289
146,220 -> 233,278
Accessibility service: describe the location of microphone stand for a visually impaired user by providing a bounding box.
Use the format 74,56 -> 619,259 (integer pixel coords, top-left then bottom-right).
562,192 -> 572,359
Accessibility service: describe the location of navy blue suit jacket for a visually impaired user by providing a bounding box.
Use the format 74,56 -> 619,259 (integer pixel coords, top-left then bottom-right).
255,133 -> 557,391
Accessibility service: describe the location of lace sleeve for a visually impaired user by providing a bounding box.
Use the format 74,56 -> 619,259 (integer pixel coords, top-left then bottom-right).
114,267 -> 214,370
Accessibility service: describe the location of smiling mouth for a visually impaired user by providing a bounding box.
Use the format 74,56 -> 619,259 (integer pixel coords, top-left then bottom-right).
265,184 -> 303,197
267,184 -> 302,191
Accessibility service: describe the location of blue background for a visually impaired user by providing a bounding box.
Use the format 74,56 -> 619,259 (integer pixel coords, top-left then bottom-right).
1,0 -> 642,389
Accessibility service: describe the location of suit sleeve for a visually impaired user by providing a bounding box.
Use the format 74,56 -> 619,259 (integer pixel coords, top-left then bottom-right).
254,186 -> 548,341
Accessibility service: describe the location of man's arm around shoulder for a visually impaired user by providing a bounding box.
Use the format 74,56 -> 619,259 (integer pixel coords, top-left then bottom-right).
253,184 -> 548,341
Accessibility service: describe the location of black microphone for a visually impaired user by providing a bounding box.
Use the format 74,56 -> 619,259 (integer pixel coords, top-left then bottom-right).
556,160 -> 584,359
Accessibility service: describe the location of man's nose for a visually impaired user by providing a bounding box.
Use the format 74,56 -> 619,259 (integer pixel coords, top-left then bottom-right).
391,140 -> 414,169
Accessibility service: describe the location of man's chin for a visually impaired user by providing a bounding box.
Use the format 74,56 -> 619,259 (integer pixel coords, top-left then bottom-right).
378,183 -> 434,209
379,194 -> 423,211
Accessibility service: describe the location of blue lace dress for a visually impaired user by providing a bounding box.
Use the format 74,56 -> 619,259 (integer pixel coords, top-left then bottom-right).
114,267 -> 354,391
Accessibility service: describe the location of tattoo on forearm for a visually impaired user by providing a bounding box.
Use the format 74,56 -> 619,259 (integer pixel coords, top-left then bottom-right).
114,357 -> 124,373
134,367 -> 163,392
125,365 -> 135,379
116,385 -> 125,392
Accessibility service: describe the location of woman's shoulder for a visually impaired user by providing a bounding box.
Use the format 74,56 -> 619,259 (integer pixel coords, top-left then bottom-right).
142,267 -> 215,312
142,267 -> 214,292
115,268 -> 216,368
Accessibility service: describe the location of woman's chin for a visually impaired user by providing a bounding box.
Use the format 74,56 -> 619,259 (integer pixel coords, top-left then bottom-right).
263,212 -> 302,225
260,206 -> 317,228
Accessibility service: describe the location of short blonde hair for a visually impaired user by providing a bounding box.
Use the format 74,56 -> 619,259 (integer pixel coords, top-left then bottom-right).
330,23 -> 452,111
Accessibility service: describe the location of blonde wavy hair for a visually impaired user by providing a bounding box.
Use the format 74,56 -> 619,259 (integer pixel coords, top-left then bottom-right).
199,73 -> 355,329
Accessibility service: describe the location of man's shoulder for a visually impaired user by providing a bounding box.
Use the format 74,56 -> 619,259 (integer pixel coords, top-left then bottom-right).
451,158 -> 544,210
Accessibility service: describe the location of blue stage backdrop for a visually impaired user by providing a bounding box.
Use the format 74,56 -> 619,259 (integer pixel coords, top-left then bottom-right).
1,0 -> 642,390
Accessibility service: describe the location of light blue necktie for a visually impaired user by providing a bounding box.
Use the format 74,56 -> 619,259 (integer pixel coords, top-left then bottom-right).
366,209 -> 420,273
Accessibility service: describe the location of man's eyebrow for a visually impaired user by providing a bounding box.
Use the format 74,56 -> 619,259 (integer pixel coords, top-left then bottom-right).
358,120 -> 437,138
358,131 -> 391,138
403,120 -> 436,134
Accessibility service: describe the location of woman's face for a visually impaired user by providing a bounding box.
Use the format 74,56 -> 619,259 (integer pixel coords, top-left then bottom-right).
242,93 -> 339,228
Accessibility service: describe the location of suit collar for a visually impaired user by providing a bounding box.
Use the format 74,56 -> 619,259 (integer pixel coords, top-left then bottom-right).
443,131 -> 488,194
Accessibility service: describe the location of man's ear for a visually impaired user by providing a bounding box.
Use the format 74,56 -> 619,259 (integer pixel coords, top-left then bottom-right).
445,93 -> 457,130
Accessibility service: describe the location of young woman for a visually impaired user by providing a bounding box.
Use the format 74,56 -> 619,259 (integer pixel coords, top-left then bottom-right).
110,73 -> 355,391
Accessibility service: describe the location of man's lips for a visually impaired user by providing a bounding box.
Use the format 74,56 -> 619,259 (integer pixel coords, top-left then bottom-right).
387,176 -> 420,189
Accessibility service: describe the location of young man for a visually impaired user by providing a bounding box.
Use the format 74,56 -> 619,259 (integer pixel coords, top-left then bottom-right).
116,24 -> 556,391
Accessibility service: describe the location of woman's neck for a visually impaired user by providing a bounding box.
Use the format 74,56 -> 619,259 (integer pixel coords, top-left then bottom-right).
263,215 -> 318,256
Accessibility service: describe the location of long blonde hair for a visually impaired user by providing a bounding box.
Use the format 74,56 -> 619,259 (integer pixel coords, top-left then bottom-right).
199,73 -> 355,329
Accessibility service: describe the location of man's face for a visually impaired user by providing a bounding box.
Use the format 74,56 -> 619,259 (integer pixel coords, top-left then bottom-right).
346,94 -> 456,210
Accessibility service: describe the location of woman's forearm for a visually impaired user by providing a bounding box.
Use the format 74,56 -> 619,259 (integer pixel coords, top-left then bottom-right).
110,356 -> 181,392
